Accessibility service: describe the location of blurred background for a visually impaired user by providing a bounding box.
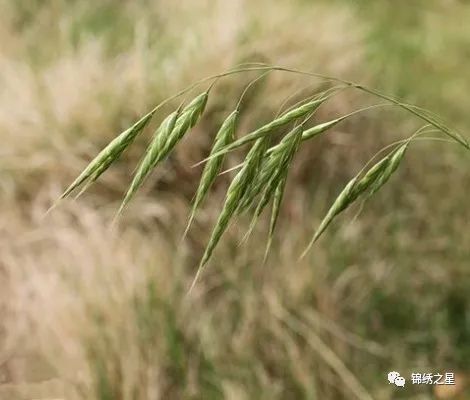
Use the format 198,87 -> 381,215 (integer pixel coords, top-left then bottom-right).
1,0 -> 469,399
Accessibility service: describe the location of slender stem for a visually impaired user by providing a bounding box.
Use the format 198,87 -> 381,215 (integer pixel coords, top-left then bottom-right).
148,63 -> 468,150
275,84 -> 347,118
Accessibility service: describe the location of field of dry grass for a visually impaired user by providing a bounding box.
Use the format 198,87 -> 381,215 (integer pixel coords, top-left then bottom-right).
1,1 -> 469,399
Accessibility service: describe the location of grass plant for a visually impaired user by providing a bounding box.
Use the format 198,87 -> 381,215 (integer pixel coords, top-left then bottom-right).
57,64 -> 469,289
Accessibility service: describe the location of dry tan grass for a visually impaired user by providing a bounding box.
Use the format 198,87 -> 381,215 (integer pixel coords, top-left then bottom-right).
1,192 -> 384,399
